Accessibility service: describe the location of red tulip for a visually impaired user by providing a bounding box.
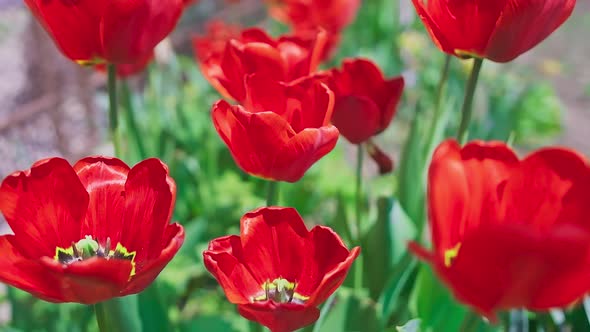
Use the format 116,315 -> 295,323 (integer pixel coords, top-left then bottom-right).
412,0 -> 576,62
95,53 -> 154,78
410,140 -> 590,319
192,20 -> 241,64
204,207 -> 360,332
329,58 -> 404,144
212,74 -> 339,182
0,157 -> 184,304
199,28 -> 327,102
267,0 -> 361,33
327,58 -> 404,174
266,0 -> 358,60
24,0 -> 184,65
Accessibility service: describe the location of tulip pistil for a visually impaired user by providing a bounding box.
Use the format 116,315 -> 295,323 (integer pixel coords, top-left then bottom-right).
55,236 -> 137,277
253,278 -> 309,304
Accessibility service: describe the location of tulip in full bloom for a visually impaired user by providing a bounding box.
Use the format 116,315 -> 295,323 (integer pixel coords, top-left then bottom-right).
24,0 -> 185,64
212,74 -> 339,182
204,207 -> 360,332
410,140 -> 590,319
198,27 -> 327,102
328,58 -> 404,173
0,157 -> 184,304
412,0 -> 576,62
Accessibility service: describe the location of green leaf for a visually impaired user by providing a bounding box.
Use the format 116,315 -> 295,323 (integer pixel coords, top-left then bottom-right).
409,265 -> 467,332
318,288 -> 381,332
565,304 -> 590,332
378,254 -> 417,326
331,192 -> 353,245
397,103 -> 427,229
363,197 -> 416,299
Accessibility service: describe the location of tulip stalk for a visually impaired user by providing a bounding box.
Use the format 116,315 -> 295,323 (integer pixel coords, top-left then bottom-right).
107,64 -> 121,156
95,297 -> 142,332
425,54 -> 452,154
456,58 -> 484,144
353,144 -> 364,290
120,80 -> 147,159
266,180 -> 279,206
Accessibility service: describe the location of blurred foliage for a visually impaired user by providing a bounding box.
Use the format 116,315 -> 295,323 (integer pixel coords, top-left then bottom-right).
1,0 -> 573,331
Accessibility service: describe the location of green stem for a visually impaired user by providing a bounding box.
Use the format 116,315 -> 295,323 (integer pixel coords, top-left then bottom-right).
460,311 -> 480,332
266,181 -> 279,206
120,80 -> 147,159
425,54 -> 452,154
354,144 -> 363,240
95,297 -> 142,332
456,58 -> 484,144
107,64 -> 121,156
353,144 -> 364,290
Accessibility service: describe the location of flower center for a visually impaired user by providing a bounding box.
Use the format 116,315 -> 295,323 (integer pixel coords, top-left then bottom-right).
54,236 -> 137,277
253,277 -> 309,305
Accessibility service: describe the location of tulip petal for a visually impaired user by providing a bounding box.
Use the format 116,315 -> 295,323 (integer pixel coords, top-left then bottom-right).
203,235 -> 262,304
0,158 -> 88,258
271,126 -> 339,182
294,77 -> 335,130
213,101 -> 300,180
485,0 -> 575,62
24,0 -> 106,62
411,0 -> 456,56
38,255 -> 133,304
332,96 -> 381,144
101,0 -> 184,63
240,207 -> 309,283
73,157 -> 130,246
122,158 -> 176,263
425,0 -> 506,57
123,223 -> 184,295
238,302 -> 320,332
378,76 -> 405,131
212,101 -> 270,177
499,148 -> 590,231
440,223 -> 590,317
428,140 -> 518,259
329,58 -> 403,142
241,42 -> 288,81
336,59 -> 385,100
243,74 -> 288,115
300,226 -> 360,305
0,236 -> 63,302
